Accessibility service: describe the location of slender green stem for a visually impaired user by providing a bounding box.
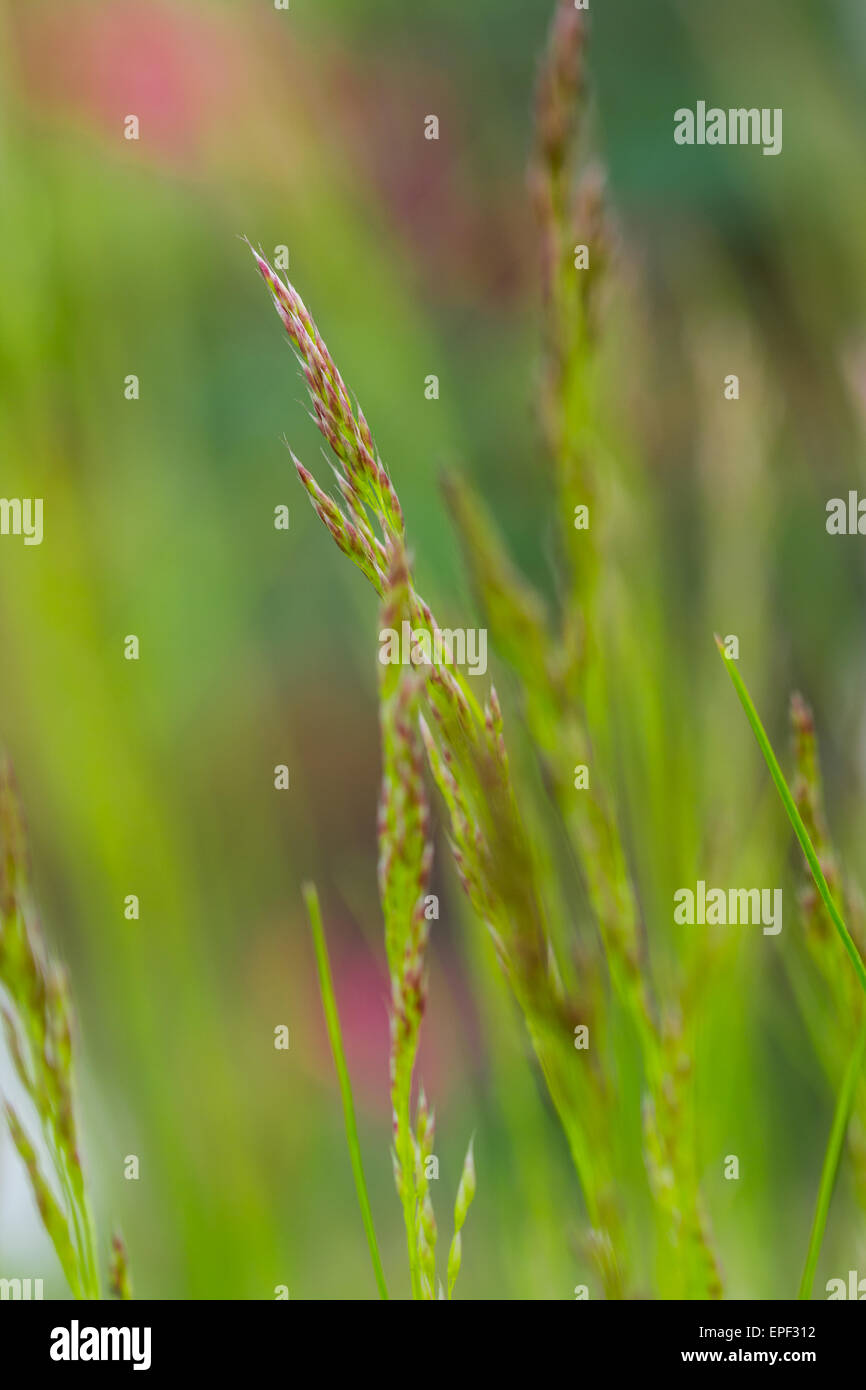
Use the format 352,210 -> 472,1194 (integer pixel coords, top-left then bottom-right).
60,1144 -> 100,1298
798,1018 -> 866,1299
715,638 -> 866,997
76,1172 -> 102,1299
55,1149 -> 93,1298
304,882 -> 389,1301
715,639 -> 866,1292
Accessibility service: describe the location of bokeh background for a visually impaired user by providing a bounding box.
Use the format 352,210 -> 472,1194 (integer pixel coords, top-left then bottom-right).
1,0 -> 865,1298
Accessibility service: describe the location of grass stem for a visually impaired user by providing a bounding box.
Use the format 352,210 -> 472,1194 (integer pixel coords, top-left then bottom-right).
715,640 -> 866,1293
304,882 -> 389,1301
798,1018 -> 866,1299
715,637 -> 866,997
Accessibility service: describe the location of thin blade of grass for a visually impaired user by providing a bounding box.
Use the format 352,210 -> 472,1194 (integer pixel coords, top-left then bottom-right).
716,638 -> 866,1292
303,882 -> 389,1301
798,1018 -> 866,1299
714,636 -> 866,997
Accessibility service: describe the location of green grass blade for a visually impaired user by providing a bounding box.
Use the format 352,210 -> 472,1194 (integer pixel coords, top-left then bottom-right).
716,639 -> 866,1293
798,1017 -> 866,1299
303,882 -> 389,1301
715,637 -> 866,997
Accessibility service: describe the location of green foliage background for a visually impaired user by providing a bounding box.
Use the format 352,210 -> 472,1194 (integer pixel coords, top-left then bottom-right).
1,0 -> 865,1298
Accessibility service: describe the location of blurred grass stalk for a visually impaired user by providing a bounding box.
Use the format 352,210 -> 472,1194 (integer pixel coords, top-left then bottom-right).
448,0 -> 721,1296
799,1020 -> 866,1300
789,694 -> 866,1211
0,756 -> 108,1299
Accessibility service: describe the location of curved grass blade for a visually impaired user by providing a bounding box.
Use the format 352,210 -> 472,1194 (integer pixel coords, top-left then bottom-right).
304,882 -> 389,1301
798,1018 -> 866,1299
714,636 -> 866,997
715,638 -> 866,1292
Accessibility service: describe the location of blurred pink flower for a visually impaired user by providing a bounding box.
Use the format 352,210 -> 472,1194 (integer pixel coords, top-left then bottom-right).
12,0 -> 267,168
306,914 -> 473,1120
